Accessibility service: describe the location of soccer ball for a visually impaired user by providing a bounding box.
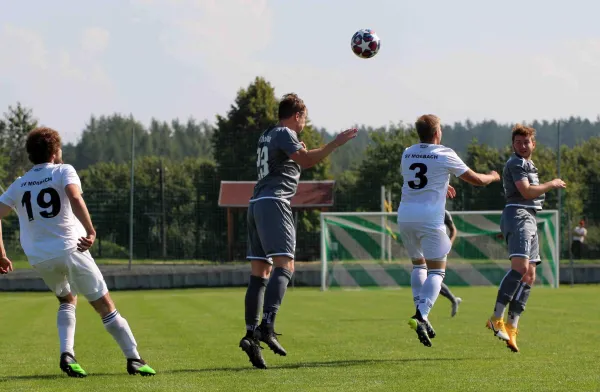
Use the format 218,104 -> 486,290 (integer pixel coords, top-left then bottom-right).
351,29 -> 381,59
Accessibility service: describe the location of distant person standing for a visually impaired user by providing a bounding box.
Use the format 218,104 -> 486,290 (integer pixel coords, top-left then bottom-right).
571,220 -> 587,260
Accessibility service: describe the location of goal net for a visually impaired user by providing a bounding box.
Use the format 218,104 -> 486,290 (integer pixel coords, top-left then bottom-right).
319,210 -> 559,290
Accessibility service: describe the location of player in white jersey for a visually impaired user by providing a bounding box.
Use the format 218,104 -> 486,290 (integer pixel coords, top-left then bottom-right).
0,128 -> 156,377
398,115 -> 500,347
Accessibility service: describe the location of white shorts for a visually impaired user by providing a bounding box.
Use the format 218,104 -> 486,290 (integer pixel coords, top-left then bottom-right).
397,221 -> 451,261
33,250 -> 108,302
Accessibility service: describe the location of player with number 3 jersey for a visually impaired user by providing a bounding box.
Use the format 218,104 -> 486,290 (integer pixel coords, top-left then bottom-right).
0,127 -> 155,378
397,114 -> 500,347
240,93 -> 357,369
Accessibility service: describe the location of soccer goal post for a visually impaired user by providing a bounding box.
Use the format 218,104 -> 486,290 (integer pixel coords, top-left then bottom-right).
319,210 -> 559,290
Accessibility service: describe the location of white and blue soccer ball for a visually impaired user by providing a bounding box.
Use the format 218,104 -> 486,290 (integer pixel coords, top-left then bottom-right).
351,28 -> 381,59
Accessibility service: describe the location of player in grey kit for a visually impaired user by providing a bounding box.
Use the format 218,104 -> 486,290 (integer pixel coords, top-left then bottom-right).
486,124 -> 565,352
439,210 -> 462,317
239,93 -> 357,369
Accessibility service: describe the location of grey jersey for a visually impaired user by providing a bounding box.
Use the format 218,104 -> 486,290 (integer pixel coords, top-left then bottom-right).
251,126 -> 303,201
503,153 -> 544,210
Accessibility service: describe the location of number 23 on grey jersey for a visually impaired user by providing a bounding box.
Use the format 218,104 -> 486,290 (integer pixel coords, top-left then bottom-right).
251,126 -> 303,201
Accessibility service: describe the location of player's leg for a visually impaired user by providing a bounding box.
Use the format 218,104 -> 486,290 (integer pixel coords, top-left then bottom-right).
487,209 -> 533,342
416,227 -> 451,321
398,222 -> 430,344
256,200 -> 296,356
397,222 -> 426,310
240,202 -> 269,369
409,225 -> 451,347
67,251 -> 155,376
439,282 -> 462,317
505,233 -> 539,352
33,259 -> 87,378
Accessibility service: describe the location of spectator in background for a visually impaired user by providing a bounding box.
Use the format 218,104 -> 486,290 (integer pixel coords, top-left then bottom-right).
571,220 -> 587,260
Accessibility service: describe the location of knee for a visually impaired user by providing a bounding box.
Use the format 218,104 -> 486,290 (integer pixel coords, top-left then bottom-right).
523,266 -> 536,285
251,260 -> 272,279
57,293 -> 77,306
510,257 -> 529,276
90,293 -> 116,318
272,256 -> 294,274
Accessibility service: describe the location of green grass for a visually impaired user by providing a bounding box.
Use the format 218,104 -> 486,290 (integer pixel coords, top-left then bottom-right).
0,286 -> 598,391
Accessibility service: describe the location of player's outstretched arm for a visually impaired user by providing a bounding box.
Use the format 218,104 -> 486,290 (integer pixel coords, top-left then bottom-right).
0,203 -> 14,274
65,184 -> 96,252
458,169 -> 500,186
514,178 -> 566,200
290,128 -> 357,169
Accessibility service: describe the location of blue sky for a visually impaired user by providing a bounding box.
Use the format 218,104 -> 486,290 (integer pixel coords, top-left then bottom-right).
1,0 -> 599,143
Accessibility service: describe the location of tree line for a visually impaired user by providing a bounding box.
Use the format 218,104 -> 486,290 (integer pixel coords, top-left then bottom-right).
1,77 -> 599,261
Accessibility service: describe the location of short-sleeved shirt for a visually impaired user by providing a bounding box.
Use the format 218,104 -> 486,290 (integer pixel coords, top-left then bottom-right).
0,163 -> 86,265
503,153 -> 544,210
251,126 -> 303,202
573,226 -> 587,242
398,143 -> 469,225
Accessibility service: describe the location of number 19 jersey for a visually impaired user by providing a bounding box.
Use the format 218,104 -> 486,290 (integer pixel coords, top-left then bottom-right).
0,163 -> 86,265
398,144 -> 468,225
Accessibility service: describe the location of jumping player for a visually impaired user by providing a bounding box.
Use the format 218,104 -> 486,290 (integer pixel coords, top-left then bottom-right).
239,93 -> 357,368
398,114 -> 500,347
486,124 -> 565,352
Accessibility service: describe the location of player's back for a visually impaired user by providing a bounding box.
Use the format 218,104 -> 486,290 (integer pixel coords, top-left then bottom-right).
0,163 -> 84,264
251,126 -> 302,202
398,144 -> 468,225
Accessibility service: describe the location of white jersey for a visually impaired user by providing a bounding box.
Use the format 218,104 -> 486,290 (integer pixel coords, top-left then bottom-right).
398,143 -> 468,225
573,226 -> 587,243
0,163 -> 86,265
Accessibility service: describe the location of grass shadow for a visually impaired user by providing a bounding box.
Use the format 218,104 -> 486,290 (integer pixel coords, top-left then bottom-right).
0,372 -> 119,382
165,357 -> 479,373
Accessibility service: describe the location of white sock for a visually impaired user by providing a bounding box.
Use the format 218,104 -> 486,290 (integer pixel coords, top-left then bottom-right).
417,269 -> 446,319
57,303 -> 76,355
411,265 -> 427,308
103,310 -> 140,359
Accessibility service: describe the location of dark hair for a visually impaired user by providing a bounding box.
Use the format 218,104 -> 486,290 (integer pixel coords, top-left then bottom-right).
512,124 -> 536,142
278,93 -> 307,120
26,127 -> 62,164
415,114 -> 441,142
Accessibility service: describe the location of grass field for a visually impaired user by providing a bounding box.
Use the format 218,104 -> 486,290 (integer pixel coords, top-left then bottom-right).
0,286 -> 598,391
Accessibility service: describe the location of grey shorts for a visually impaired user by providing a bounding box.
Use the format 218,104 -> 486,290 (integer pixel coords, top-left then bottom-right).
246,198 -> 296,263
500,207 -> 541,265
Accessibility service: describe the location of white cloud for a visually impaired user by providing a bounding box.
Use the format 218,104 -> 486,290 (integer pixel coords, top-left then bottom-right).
81,27 -> 110,55
0,25 -> 48,71
0,24 -> 117,142
134,0 -> 273,92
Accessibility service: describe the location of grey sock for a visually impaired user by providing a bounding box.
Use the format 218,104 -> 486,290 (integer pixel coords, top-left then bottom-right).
493,269 -> 523,318
508,282 -> 532,325
439,282 -> 456,304
261,267 -> 293,330
245,275 -> 268,331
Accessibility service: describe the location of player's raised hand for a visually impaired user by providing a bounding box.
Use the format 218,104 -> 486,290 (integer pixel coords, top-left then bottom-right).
550,179 -> 566,189
77,233 -> 96,252
0,255 -> 13,274
334,128 -> 358,147
300,141 -> 307,150
446,185 -> 457,199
